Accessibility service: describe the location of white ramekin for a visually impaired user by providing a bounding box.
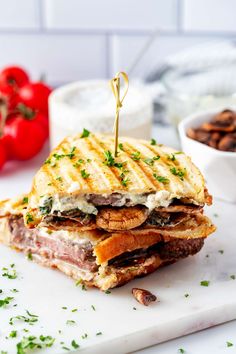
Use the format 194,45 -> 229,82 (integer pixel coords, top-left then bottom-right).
178,108 -> 236,203
49,80 -> 153,149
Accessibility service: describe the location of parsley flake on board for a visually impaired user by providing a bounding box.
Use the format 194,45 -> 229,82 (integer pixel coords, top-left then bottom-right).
218,249 -> 224,254
9,310 -> 38,325
178,349 -> 185,354
10,288 -> 19,293
230,275 -> 235,280
16,335 -> 55,353
9,330 -> 17,338
170,167 -> 186,180
0,296 -> 14,308
66,320 -> 76,325
71,340 -> 80,349
227,341 -> 233,347
150,138 -> 157,145
80,128 -> 90,138
200,280 -> 210,287
2,264 -> 17,279
27,253 -> 33,261
184,293 -> 189,298
153,174 -> 169,184
96,332 -> 102,336
81,333 -> 88,339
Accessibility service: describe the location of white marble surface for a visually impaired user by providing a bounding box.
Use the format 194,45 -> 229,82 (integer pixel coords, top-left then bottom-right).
0,125 -> 236,354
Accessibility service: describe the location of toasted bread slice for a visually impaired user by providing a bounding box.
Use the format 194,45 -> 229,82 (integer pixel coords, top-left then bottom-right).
25,133 -> 210,227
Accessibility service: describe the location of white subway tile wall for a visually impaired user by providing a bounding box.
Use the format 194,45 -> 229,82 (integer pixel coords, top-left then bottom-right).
0,0 -> 235,84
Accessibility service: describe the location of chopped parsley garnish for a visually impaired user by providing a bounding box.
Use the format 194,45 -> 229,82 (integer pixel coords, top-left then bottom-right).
62,306 -> 67,310
80,128 -> 90,138
81,333 -> 88,339
87,158 -> 91,162
105,290 -> 111,294
71,340 -> 80,349
200,280 -> 210,287
9,330 -> 17,338
10,288 -> 18,293
133,307 -> 137,310
153,174 -> 169,184
67,146 -> 76,159
82,284 -> 87,291
56,176 -> 63,182
66,320 -> 76,325
218,249 -> 224,254
150,138 -> 157,145
75,279 -> 82,286
25,213 -> 34,224
44,158 -> 51,164
52,153 -> 65,160
73,159 -> 84,168
91,305 -> 96,311
227,341 -> 233,347
2,264 -> 17,279
0,296 -> 14,308
62,346 -> 70,351
119,143 -> 124,151
104,150 -> 115,167
71,308 -> 77,312
9,310 -> 38,325
120,173 -> 129,187
170,167 -> 185,180
39,197 -> 53,215
22,196 -> 28,204
230,275 -> 235,280
178,349 -> 185,354
131,151 -> 141,161
81,169 -> 90,179
96,332 -> 102,336
16,335 -> 55,353
167,153 -> 176,161
184,293 -> 189,298
143,156 -> 160,166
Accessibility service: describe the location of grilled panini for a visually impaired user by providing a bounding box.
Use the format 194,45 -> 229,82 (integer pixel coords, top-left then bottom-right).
0,132 -> 216,290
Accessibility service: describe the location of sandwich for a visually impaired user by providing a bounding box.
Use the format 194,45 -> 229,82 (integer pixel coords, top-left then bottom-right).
0,131 -> 216,290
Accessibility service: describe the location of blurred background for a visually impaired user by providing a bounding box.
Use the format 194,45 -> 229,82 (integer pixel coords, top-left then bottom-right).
0,0 -> 235,84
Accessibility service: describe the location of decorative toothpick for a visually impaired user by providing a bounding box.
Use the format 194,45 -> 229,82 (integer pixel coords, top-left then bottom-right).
110,71 -> 129,157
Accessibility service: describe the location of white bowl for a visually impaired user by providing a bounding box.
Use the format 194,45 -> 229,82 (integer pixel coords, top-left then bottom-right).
49,80 -> 153,149
178,108 -> 236,203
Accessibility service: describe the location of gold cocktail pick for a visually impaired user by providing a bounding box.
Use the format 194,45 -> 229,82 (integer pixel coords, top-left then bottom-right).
110,71 -> 129,157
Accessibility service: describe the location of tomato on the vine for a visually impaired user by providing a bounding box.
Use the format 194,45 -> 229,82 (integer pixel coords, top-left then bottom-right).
0,85 -> 18,112
0,66 -> 29,88
0,139 -> 7,169
18,82 -> 52,116
4,111 -> 47,160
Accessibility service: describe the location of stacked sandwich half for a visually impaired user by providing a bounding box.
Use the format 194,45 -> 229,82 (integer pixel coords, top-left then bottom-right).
0,132 -> 216,290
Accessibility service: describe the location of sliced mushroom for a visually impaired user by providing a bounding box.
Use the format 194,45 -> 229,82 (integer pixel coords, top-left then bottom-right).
96,206 -> 149,231
218,133 -> 236,152
202,110 -> 236,132
187,128 -> 212,144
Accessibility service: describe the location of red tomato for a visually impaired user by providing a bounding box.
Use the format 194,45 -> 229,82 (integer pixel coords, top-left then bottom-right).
0,66 -> 29,88
5,113 -> 47,160
0,139 -> 7,169
18,82 -> 52,115
0,84 -> 19,111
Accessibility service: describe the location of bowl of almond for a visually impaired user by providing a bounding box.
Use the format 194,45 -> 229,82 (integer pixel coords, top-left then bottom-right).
178,108 -> 236,203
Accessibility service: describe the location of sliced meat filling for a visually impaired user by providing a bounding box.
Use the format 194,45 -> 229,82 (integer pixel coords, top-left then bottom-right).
8,216 -> 204,273
9,216 -> 98,272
